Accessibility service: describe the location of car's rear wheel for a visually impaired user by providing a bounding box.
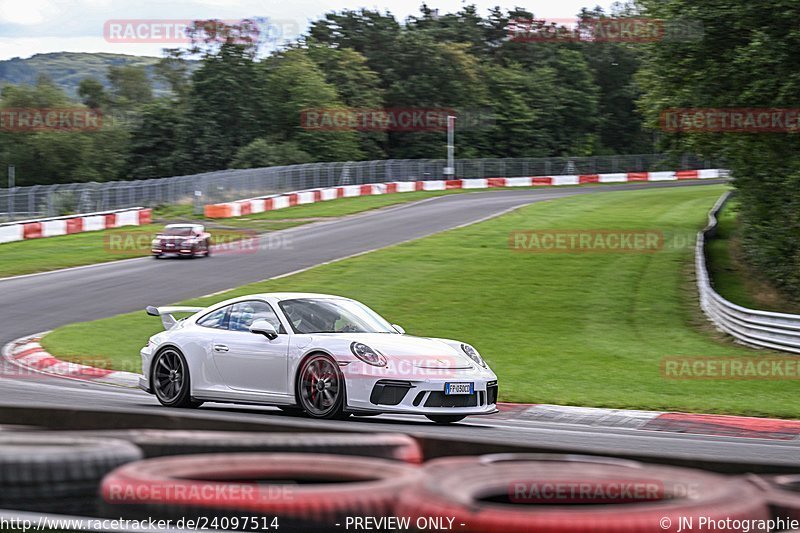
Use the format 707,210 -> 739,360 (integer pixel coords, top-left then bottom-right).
297,354 -> 346,419
152,348 -> 203,409
426,415 -> 467,424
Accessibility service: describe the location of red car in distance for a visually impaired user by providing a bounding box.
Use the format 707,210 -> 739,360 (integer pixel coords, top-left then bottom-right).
151,224 -> 211,259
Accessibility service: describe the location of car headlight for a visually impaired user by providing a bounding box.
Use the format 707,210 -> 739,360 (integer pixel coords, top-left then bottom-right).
350,342 -> 387,367
461,343 -> 486,368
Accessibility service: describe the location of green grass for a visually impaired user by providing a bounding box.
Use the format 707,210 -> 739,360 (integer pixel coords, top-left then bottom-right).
42,184 -> 800,418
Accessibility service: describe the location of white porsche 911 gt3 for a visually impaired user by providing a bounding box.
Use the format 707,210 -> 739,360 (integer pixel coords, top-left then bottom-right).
139,293 -> 498,423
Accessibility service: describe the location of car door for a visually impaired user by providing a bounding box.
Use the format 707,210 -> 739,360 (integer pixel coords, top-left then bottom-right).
212,300 -> 289,395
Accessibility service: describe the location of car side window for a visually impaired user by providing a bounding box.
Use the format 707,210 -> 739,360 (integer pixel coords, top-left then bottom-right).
197,305 -> 231,329
228,301 -> 284,333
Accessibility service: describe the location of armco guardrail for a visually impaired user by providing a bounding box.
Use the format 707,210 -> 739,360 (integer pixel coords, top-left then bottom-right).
697,191 -> 800,353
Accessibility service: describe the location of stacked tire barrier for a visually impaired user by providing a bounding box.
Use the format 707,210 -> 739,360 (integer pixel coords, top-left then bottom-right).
0,434 -> 142,515
204,169 -> 726,219
0,207 -> 152,245
0,430 -> 796,532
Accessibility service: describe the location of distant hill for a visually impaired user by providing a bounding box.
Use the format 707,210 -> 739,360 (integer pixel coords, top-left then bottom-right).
0,52 -> 187,99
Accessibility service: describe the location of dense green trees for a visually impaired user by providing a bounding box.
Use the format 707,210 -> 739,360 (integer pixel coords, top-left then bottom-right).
636,0 -> 800,297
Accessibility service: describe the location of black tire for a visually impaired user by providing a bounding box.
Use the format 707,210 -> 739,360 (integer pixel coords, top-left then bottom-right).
151,348 -> 203,408
101,453 -> 422,532
0,434 -> 142,514
153,253 -> 162,259
296,354 -> 347,419
426,414 -> 467,424
204,239 -> 212,257
396,457 -> 770,533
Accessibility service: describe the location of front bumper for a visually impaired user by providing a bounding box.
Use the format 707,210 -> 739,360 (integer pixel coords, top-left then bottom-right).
152,247 -> 195,256
342,361 -> 498,415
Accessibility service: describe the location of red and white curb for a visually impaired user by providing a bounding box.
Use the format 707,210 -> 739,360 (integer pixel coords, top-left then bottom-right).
2,334 -> 139,388
205,169 -> 727,219
496,403 -> 800,441
0,207 -> 152,245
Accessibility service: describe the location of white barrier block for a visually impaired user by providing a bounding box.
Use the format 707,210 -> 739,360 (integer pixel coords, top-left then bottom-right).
0,225 -> 23,244
342,185 -> 362,198
394,182 -> 416,193
297,191 -> 316,205
83,215 -> 105,231
505,177 -> 532,187
422,180 -> 446,191
272,196 -> 290,210
321,188 -> 338,201
649,171 -> 677,181
250,199 -> 266,214
372,184 -> 387,194
551,175 -> 579,186
699,169 -> 720,179
42,219 -> 67,237
116,210 -> 140,226
462,178 -> 488,189
598,173 -> 628,183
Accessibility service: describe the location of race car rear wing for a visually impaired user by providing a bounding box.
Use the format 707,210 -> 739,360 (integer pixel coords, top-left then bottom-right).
145,305 -> 205,330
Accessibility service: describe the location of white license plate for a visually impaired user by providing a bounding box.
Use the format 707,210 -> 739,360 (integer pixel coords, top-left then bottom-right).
445,382 -> 474,395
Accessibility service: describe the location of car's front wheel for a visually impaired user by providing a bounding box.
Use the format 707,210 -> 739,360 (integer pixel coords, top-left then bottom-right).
152,348 -> 203,408
426,415 -> 467,424
297,354 -> 347,419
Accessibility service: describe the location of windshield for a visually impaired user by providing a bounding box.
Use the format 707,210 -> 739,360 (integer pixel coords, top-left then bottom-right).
279,298 -> 395,334
163,227 -> 194,236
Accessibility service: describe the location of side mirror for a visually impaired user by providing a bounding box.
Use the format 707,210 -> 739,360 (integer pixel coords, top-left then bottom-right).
250,319 -> 278,340
392,324 -> 406,334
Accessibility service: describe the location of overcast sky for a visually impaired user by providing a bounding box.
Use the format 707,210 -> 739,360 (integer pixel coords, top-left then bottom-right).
0,0 -> 615,61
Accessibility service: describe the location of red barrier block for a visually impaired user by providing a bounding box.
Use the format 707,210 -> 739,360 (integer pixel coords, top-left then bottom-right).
676,170 -> 699,180
23,222 -> 43,239
415,181 -> 425,191
288,194 -> 298,207
313,190 -> 322,202
66,217 -> 84,234
487,178 -> 506,188
386,183 -> 398,194
445,180 -> 463,189
104,213 -> 117,229
239,202 -> 252,216
336,187 -> 345,199
264,198 -> 274,211
579,174 -> 600,184
137,209 -> 152,226
360,184 -> 373,195
627,172 -> 649,181
532,177 -> 553,186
